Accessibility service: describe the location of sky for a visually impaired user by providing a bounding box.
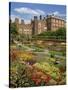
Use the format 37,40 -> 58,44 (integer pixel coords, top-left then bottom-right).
9,2 -> 66,24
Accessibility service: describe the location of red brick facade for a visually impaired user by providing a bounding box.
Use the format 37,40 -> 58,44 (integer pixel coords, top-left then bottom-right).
10,15 -> 66,35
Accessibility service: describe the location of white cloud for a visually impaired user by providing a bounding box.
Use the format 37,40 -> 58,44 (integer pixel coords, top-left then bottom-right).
53,11 -> 66,17
35,9 -> 45,15
10,15 -> 21,22
14,7 -> 45,15
24,20 -> 31,24
48,11 -> 66,17
10,14 -> 31,24
53,11 -> 59,15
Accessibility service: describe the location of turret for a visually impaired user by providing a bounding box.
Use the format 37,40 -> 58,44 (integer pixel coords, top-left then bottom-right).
14,18 -> 19,31
21,19 -> 24,24
15,18 -> 19,24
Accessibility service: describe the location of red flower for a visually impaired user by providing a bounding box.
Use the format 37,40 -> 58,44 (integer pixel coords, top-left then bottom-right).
35,79 -> 41,85
45,75 -> 51,83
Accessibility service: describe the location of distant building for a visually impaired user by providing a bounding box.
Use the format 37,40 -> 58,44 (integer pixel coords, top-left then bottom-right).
10,15 -> 66,36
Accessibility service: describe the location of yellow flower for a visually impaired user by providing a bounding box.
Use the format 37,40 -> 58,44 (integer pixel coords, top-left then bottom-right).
18,52 -> 34,61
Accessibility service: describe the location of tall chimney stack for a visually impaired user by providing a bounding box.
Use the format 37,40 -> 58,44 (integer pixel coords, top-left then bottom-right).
40,15 -> 42,20
34,16 -> 37,20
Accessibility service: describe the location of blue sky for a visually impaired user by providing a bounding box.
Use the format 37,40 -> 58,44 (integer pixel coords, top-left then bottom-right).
9,2 -> 66,23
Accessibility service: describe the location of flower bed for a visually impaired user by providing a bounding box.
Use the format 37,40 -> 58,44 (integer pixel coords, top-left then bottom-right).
10,43 -> 66,87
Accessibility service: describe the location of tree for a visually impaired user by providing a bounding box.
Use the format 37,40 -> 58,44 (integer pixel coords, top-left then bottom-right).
32,27 -> 66,40
10,23 -> 18,43
10,23 -> 18,36
55,27 -> 66,40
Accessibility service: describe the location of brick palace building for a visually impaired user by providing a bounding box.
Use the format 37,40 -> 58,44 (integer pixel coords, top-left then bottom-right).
10,15 -> 66,36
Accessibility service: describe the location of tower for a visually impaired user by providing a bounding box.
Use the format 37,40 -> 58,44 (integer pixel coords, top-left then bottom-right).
21,20 -> 24,25
19,19 -> 24,34
32,16 -> 38,35
15,18 -> 19,24
15,18 -> 19,31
